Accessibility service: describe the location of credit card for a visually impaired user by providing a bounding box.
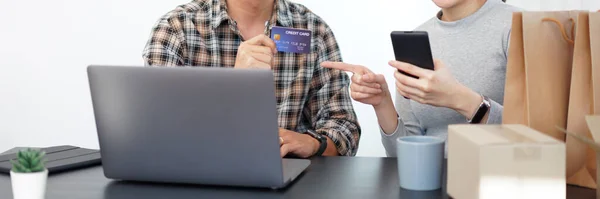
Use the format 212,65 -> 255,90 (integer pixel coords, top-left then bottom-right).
270,26 -> 312,54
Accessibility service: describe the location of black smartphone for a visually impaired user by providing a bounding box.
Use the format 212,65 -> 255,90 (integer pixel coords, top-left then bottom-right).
390,31 -> 435,79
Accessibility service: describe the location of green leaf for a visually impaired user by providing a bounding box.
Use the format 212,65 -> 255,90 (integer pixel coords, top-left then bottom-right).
18,157 -> 30,169
10,159 -> 18,167
16,151 -> 24,160
30,164 -> 44,172
29,157 -> 41,168
33,151 -> 46,168
28,149 -> 43,159
32,158 -> 44,168
26,151 -> 34,161
11,160 -> 27,173
21,152 -> 29,161
10,160 -> 18,172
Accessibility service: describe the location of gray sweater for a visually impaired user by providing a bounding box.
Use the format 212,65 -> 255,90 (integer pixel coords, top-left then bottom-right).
381,0 -> 522,156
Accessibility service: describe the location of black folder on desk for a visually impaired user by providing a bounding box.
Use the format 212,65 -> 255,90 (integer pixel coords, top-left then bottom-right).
0,145 -> 101,174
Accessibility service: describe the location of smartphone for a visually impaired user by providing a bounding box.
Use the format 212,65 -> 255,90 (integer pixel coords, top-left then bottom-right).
390,31 -> 435,79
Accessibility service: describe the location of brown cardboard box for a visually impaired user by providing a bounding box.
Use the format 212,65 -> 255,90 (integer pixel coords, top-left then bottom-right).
448,125 -> 565,199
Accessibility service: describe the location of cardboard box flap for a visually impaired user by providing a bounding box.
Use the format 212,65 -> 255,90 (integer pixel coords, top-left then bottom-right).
450,124 -> 562,146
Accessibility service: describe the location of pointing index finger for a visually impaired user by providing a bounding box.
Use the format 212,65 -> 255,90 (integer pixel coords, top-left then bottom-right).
321,61 -> 363,74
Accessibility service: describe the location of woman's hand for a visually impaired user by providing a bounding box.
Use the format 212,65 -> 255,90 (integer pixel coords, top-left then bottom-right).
321,61 -> 389,106
389,59 -> 482,118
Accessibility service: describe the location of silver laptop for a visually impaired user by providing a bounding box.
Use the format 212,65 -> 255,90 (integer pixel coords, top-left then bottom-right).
87,65 -> 310,189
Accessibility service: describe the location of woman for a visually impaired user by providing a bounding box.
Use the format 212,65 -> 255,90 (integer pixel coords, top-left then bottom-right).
322,0 -> 521,156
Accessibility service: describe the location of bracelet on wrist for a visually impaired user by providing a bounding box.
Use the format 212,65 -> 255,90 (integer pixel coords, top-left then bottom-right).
467,95 -> 491,124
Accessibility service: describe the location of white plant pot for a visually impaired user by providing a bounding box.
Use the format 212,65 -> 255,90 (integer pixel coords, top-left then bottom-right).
10,169 -> 48,199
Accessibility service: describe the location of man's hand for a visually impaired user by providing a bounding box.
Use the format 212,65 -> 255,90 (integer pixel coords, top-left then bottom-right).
234,35 -> 278,69
321,61 -> 389,106
279,128 -> 319,158
322,61 -> 398,134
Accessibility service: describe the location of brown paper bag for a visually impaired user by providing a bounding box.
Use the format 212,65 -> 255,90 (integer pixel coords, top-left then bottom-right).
560,116 -> 600,198
592,12 -> 600,118
503,11 -> 579,141
566,12 -> 600,189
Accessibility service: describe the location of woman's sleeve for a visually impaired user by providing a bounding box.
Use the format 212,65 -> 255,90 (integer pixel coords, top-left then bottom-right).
485,99 -> 503,124
380,92 -> 424,157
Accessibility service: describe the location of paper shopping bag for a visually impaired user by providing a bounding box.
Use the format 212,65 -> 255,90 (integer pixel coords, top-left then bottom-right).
503,11 -> 580,141
560,116 -> 600,198
566,12 -> 600,189
592,12 -> 600,116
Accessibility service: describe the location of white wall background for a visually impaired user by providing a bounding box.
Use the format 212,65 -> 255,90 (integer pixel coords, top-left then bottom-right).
1,0 -> 598,156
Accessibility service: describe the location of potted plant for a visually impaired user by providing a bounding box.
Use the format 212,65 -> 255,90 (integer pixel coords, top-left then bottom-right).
10,148 -> 47,199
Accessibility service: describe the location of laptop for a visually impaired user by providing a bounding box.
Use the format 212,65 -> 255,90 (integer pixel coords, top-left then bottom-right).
87,65 -> 310,189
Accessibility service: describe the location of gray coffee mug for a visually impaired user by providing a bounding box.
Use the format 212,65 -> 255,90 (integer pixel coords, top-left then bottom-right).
397,136 -> 445,191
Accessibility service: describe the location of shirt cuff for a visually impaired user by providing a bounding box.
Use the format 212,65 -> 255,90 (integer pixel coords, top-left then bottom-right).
379,117 -> 404,157
315,127 -> 355,156
484,99 -> 503,124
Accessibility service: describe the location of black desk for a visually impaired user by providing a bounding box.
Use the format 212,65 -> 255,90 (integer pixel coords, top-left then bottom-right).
0,157 -> 596,199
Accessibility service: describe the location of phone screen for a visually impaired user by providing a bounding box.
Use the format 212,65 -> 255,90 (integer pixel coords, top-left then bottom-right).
390,31 -> 435,79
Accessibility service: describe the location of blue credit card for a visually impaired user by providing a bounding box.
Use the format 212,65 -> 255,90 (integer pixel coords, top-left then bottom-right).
270,26 -> 312,54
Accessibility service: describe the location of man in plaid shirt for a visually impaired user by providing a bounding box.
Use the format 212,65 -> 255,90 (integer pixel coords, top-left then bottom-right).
143,0 -> 361,157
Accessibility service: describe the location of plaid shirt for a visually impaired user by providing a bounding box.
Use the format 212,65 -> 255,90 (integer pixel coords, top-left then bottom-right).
142,0 -> 361,156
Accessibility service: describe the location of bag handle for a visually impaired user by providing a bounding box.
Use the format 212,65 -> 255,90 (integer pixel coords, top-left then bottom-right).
541,17 -> 575,45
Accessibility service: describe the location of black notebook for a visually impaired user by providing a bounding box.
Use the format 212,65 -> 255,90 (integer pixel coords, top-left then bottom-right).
0,145 -> 101,174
